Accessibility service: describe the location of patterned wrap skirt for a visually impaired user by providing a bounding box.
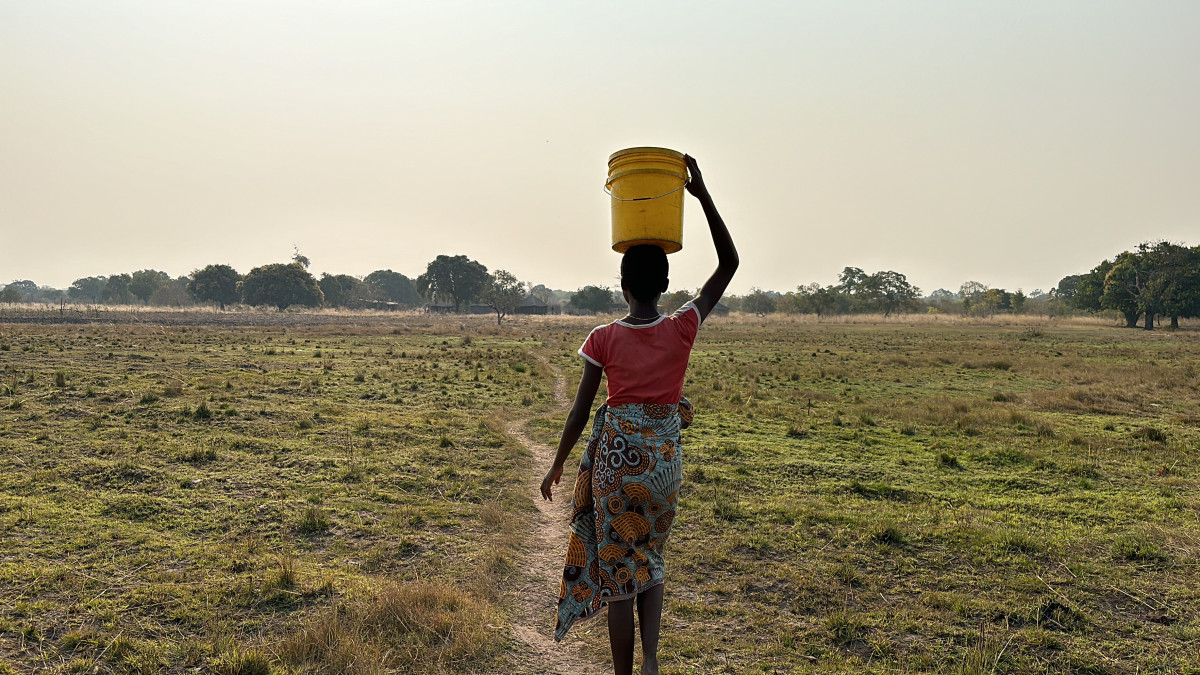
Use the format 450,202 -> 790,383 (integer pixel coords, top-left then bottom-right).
554,398 -> 693,641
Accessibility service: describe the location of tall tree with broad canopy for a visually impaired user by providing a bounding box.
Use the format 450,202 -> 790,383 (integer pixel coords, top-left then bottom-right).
364,270 -> 421,307
416,255 -> 489,312
744,288 -> 776,317
569,285 -> 613,314
318,274 -> 368,308
129,269 -> 171,303
240,263 -> 323,310
68,277 -> 107,303
187,264 -> 241,310
861,270 -> 921,317
479,270 -> 525,325
102,274 -> 133,304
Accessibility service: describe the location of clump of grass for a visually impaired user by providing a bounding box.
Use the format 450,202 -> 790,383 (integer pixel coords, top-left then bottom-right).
824,608 -> 865,646
54,370 -> 67,388
938,451 -> 962,470
298,506 -> 330,535
193,400 -> 213,420
1112,534 -> 1166,562
139,391 -> 159,404
277,581 -> 500,672
1132,426 -> 1168,443
353,368 -> 366,383
211,648 -> 272,675
296,417 -> 314,430
868,519 -> 905,545
785,424 -> 808,439
438,434 -> 454,448
183,444 -> 217,463
991,391 -> 1018,403
511,363 -> 527,373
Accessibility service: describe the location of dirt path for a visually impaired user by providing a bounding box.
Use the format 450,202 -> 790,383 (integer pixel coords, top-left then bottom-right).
505,354 -> 602,675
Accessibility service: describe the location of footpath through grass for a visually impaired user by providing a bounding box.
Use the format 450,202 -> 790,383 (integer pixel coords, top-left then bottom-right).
2,315 -> 1198,673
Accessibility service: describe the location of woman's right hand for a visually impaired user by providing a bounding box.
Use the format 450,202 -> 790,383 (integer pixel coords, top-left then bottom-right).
684,154 -> 707,197
541,465 -> 564,501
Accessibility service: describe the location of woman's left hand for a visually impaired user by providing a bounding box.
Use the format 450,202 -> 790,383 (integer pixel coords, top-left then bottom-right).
541,465 -> 563,501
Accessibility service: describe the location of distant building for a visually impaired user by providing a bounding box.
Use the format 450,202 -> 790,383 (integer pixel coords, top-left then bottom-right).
425,303 -> 456,314
515,295 -> 549,315
469,304 -> 491,315
711,302 -> 730,317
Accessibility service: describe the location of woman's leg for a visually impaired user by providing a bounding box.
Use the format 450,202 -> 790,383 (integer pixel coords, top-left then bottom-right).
608,597 -> 636,675
636,584 -> 664,675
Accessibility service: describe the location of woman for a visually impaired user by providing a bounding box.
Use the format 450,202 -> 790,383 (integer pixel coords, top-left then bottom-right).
541,155 -> 738,675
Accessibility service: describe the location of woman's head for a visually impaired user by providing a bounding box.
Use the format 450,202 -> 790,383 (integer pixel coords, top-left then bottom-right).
620,244 -> 669,303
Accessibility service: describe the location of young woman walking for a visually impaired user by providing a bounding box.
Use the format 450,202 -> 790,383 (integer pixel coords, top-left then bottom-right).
541,155 -> 738,675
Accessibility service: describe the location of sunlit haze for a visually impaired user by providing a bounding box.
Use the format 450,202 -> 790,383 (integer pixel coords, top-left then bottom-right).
3,1 -> 1197,296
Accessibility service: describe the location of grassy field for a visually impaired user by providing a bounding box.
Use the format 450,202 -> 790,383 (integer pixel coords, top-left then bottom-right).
2,314 -> 1198,673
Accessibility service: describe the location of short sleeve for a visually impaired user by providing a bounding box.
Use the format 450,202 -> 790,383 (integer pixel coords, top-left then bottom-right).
670,301 -> 702,346
578,325 -> 607,368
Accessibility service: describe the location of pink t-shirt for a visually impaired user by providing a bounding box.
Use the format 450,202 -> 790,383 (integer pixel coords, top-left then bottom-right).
578,302 -> 702,405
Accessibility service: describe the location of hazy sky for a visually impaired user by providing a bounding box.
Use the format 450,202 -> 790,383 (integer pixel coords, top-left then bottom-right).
3,1 -> 1197,296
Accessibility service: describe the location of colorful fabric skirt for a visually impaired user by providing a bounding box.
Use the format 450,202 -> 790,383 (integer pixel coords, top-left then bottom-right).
554,399 -> 693,641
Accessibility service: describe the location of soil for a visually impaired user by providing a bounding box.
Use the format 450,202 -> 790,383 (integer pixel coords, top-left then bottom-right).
506,356 -> 603,675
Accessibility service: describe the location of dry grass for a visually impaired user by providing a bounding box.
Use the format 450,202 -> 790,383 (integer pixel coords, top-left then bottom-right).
277,580 -> 501,674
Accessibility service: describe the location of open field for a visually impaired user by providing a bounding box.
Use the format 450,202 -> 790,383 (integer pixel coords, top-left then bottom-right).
2,313 -> 1198,673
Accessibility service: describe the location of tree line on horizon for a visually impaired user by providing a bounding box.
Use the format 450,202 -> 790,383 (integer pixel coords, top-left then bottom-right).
3,240 -> 1197,329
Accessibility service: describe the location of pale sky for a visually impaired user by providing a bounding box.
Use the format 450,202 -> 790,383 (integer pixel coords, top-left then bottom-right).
2,1 -> 1197,296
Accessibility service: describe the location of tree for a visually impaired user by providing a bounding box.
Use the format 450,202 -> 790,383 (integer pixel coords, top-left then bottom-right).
149,278 -> 193,306
861,271 -> 920,317
240,263 -> 323,310
744,288 -> 776,317
959,281 -> 988,316
570,285 -> 614,314
187,264 -> 242,310
479,270 -> 525,325
801,283 -> 844,317
129,269 -> 171,303
318,274 -> 368,308
5,280 -> 37,301
292,247 -> 311,269
1011,289 -> 1027,314
364,270 -> 421,307
102,274 -> 133,304
1149,242 -> 1200,329
529,284 -> 554,305
838,267 -> 867,294
416,255 -> 489,312
662,289 -> 693,314
68,277 -> 107,303
0,287 -> 21,304
1104,250 -> 1157,329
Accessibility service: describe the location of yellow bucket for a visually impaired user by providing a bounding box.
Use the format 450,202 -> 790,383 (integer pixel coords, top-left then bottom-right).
607,147 -> 688,254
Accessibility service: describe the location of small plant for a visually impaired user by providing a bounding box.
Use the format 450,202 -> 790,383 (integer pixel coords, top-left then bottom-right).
785,425 -> 808,439
353,369 -> 366,383
296,417 -> 313,430
54,370 -> 67,388
193,401 -> 212,420
1132,426 -> 1168,443
184,445 -> 217,463
211,647 -> 272,675
139,391 -> 159,404
1112,534 -> 1166,562
825,608 -> 865,646
511,363 -> 527,373
938,451 -> 962,470
869,519 -> 905,545
438,434 -> 454,448
298,506 -> 330,535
